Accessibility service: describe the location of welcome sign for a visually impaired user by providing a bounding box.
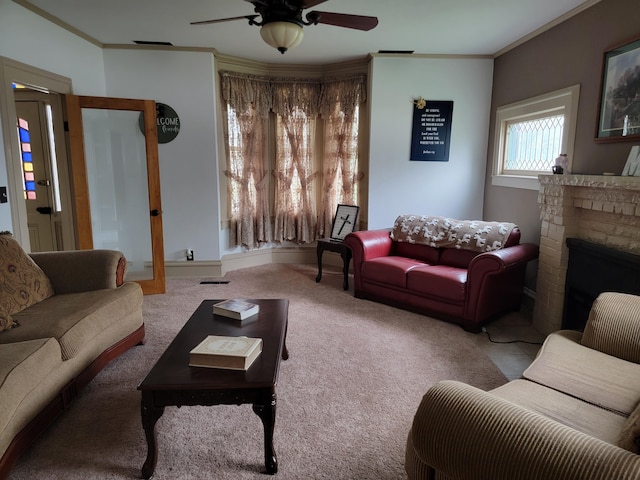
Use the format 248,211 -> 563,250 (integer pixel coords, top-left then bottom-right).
410,100 -> 453,162
138,102 -> 180,144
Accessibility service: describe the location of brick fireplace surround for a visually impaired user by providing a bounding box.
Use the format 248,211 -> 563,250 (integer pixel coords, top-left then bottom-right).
534,174 -> 640,334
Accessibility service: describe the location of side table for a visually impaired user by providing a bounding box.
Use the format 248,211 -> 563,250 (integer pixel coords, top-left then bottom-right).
315,238 -> 351,290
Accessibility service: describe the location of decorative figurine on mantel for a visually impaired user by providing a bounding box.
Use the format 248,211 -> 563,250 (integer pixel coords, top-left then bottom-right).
553,153 -> 569,174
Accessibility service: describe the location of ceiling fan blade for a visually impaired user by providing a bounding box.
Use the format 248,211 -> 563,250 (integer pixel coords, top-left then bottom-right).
191,15 -> 258,26
308,11 -> 378,31
301,0 -> 330,8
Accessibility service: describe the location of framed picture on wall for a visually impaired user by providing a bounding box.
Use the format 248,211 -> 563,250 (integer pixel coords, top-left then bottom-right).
596,35 -> 640,143
330,205 -> 359,241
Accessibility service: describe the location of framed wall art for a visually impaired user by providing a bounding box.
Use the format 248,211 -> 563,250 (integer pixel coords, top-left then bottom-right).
596,35 -> 640,143
330,204 -> 359,241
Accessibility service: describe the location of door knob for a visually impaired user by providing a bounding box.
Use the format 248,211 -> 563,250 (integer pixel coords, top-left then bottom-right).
36,206 -> 53,215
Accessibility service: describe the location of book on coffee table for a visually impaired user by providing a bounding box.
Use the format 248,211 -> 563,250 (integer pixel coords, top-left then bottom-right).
189,335 -> 263,370
213,299 -> 260,320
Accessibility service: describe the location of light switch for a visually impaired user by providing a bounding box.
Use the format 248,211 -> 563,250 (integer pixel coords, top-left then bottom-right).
0,187 -> 6,204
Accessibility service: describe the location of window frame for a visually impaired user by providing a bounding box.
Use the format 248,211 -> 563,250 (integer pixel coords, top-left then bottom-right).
491,84 -> 580,190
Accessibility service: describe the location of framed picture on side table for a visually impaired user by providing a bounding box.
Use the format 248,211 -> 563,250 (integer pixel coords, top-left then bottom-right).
330,205 -> 359,241
596,35 -> 640,142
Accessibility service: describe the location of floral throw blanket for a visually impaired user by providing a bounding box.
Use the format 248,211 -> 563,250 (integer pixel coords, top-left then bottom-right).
390,215 -> 517,252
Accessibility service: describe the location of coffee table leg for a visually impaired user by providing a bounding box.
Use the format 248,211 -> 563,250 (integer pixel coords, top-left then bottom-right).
252,391 -> 277,474
141,392 -> 165,480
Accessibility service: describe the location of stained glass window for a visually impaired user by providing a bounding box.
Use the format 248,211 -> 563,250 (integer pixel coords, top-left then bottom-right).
17,118 -> 36,200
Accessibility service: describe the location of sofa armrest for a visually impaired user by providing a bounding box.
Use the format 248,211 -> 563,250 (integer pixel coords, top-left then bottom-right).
344,229 -> 393,261
344,230 -> 393,292
408,380 -> 640,480
29,250 -> 127,294
463,243 -> 539,326
581,292 -> 640,364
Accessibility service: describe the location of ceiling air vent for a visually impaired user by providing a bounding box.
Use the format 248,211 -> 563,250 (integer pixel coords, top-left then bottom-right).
133,40 -> 174,46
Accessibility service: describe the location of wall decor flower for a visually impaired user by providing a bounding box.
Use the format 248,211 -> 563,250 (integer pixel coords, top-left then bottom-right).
413,97 -> 426,109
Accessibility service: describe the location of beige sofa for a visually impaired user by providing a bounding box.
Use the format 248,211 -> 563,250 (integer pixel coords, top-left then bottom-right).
406,291 -> 640,479
0,233 -> 144,478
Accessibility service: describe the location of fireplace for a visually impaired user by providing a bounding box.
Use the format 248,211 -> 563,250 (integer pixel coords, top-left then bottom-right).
534,174 -> 640,334
564,238 -> 640,330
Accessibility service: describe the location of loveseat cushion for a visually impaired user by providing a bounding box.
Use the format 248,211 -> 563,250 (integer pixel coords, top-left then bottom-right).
0,233 -> 54,316
0,338 -> 63,440
407,265 -> 467,302
0,283 -> 142,361
361,256 -> 428,288
492,379 -> 628,445
523,330 -> 640,416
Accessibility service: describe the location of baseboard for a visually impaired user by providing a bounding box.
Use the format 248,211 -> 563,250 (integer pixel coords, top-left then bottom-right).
164,245 -> 333,278
522,287 -> 536,313
165,260 -> 224,278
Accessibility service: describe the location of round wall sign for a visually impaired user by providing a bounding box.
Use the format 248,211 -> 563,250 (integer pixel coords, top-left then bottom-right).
139,102 -> 180,144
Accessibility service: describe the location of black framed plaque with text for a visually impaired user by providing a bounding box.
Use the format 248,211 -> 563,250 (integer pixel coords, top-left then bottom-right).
410,100 -> 454,162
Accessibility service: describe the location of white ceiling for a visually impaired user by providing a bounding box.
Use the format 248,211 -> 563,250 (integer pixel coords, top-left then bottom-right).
20,0 -> 597,65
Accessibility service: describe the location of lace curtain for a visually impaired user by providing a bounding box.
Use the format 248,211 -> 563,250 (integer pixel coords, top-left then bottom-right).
272,80 -> 320,243
220,71 -> 365,248
318,75 -> 366,237
220,73 -> 272,248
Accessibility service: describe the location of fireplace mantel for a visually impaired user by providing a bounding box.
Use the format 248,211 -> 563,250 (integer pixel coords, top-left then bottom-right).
534,174 -> 640,334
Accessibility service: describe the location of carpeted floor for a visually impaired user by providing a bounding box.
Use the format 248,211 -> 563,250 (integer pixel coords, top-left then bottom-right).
9,263 -> 507,480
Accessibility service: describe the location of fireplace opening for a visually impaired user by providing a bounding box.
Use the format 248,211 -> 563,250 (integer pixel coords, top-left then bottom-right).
564,238 -> 640,330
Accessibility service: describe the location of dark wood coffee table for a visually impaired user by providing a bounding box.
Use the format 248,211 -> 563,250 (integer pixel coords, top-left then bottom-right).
137,299 -> 289,478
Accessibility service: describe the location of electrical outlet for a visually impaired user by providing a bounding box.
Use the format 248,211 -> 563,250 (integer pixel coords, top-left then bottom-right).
186,249 -> 194,261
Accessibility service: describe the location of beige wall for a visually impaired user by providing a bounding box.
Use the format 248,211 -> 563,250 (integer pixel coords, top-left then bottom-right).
483,0 -> 640,291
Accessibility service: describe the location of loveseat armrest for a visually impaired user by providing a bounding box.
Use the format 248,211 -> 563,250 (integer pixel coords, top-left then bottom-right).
407,380 -> 640,480
463,243 -> 539,327
581,292 -> 640,364
29,250 -> 127,294
344,230 -> 393,292
344,229 -> 393,261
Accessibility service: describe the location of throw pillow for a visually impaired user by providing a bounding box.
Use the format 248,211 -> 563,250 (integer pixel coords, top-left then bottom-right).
618,401 -> 640,454
0,232 -> 55,315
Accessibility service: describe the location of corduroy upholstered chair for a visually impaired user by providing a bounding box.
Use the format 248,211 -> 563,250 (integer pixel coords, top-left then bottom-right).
405,292 -> 640,480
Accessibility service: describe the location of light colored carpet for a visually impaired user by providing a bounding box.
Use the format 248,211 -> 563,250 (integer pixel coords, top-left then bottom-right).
9,263 -> 507,480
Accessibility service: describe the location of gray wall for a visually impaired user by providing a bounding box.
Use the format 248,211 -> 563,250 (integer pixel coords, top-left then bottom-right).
483,0 -> 640,290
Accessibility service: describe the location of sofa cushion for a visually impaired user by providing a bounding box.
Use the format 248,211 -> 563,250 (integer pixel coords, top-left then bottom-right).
618,401 -> 640,454
439,248 -> 479,269
0,283 -> 143,360
0,233 -> 54,315
0,338 -> 62,438
361,257 -> 427,288
581,292 -> 640,365
393,242 -> 440,264
523,330 -> 640,416
492,379 -> 628,445
407,265 -> 467,303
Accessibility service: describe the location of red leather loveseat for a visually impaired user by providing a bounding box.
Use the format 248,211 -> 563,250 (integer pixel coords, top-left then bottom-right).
344,215 -> 539,332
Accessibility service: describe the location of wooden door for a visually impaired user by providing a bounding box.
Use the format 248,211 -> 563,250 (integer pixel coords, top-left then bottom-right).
65,95 -> 165,294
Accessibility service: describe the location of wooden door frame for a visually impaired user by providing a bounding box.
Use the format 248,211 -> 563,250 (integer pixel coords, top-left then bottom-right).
65,95 -> 166,294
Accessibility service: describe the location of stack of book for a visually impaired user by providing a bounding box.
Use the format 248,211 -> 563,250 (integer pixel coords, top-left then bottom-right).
213,299 -> 260,320
189,335 -> 262,370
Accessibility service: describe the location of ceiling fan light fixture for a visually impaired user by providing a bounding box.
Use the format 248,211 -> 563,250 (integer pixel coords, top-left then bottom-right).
260,21 -> 304,54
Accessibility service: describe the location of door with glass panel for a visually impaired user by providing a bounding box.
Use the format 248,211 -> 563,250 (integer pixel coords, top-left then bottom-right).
65,95 -> 165,294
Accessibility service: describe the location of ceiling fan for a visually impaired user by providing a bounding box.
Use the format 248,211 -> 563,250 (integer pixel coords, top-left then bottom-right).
191,0 -> 379,54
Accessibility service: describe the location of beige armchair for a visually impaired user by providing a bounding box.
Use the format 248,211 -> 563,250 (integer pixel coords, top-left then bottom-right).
406,292 -> 640,479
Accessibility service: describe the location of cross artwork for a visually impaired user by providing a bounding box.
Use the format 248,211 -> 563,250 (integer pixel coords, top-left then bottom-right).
330,205 -> 360,241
